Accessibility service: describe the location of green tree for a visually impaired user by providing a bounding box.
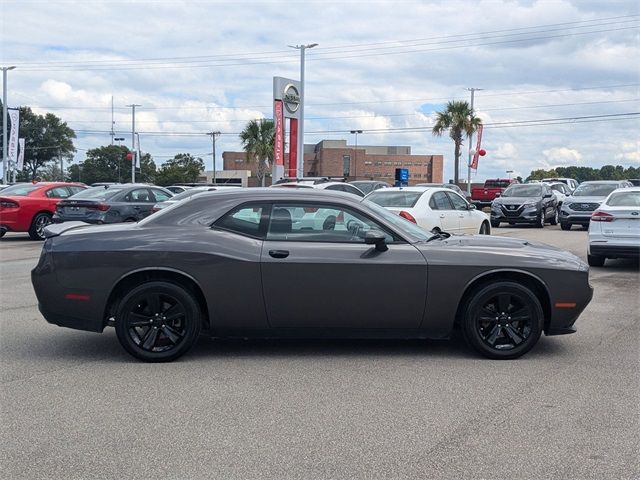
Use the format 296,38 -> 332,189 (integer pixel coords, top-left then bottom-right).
0,103 -> 76,181
70,145 -> 156,185
432,101 -> 482,184
239,119 -> 274,186
154,153 -> 204,186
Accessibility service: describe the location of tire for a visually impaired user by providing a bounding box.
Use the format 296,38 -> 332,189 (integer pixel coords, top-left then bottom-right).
461,281 -> 544,360
490,219 -> 500,228
0,229 -> 5,238
550,208 -> 559,226
536,212 -> 544,228
28,212 -> 52,240
587,254 -> 605,267
479,222 -> 491,235
560,222 -> 571,231
115,281 -> 202,362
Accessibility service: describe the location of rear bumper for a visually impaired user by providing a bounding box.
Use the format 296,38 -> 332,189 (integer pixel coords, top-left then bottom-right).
38,303 -> 105,332
589,244 -> 640,258
0,210 -> 29,232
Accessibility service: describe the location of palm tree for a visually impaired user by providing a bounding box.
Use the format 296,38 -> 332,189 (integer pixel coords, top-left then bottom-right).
432,101 -> 482,184
239,119 -> 275,186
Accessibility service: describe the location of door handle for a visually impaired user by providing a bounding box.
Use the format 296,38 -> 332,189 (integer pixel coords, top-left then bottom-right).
439,214 -> 446,218
269,250 -> 290,259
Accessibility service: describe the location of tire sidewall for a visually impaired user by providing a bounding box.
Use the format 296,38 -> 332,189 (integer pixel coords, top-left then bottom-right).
29,212 -> 52,240
115,281 -> 202,362
462,282 -> 544,359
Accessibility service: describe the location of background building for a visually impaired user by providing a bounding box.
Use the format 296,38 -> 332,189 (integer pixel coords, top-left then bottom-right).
223,139 -> 444,186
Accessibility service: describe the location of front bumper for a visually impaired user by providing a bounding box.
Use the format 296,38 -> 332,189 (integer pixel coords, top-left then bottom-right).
491,206 -> 540,224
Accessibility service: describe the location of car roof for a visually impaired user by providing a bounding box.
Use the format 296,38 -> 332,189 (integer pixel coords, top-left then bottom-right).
578,180 -> 627,184
368,186 -> 443,193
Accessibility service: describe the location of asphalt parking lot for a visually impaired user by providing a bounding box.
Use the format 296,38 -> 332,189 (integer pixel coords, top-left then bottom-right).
1,226 -> 638,480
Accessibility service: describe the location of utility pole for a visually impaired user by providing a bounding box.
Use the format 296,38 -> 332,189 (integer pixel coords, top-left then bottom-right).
2,66 -> 16,184
110,96 -> 115,145
466,88 -> 483,195
208,131 -> 220,185
59,148 -> 63,181
127,104 -> 141,183
289,43 -> 318,178
350,129 -> 362,179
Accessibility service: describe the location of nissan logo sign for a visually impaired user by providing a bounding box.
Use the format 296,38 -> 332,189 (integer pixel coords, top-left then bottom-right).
283,84 -> 300,114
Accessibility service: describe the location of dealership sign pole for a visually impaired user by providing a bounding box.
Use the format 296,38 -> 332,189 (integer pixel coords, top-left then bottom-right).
273,77 -> 301,181
7,108 -> 19,183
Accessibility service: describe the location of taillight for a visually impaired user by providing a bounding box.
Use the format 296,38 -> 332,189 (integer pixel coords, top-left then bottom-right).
399,210 -> 417,223
86,203 -> 111,212
0,199 -> 19,208
591,211 -> 614,222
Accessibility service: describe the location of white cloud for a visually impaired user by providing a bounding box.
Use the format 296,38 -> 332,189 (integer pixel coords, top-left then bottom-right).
542,147 -> 584,167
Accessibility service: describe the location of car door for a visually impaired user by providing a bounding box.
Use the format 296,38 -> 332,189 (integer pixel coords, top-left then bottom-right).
428,191 -> 459,233
125,188 -> 156,220
445,191 -> 477,234
541,185 -> 556,218
260,201 -> 427,329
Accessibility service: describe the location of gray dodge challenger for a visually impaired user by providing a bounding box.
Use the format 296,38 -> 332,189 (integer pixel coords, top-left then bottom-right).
32,189 -> 593,362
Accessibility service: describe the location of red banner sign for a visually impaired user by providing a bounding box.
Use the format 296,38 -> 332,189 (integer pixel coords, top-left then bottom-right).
470,124 -> 483,170
274,100 -> 284,166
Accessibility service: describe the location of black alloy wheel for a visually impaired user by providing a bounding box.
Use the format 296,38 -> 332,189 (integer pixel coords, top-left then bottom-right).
479,222 -> 490,235
462,281 -> 543,359
28,212 -> 52,240
115,281 -> 202,362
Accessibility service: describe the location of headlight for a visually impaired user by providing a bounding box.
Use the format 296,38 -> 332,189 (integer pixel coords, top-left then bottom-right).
522,202 -> 537,208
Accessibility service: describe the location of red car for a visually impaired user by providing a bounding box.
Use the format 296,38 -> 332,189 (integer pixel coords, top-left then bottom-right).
0,182 -> 87,240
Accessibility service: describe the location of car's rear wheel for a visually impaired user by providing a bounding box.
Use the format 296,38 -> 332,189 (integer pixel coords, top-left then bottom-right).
587,254 -> 605,267
115,281 -> 202,362
462,281 -> 543,359
28,212 -> 52,240
550,208 -> 559,225
479,221 -> 490,235
560,222 -> 571,231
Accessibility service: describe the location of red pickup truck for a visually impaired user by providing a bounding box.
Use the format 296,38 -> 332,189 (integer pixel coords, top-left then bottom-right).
471,179 -> 518,207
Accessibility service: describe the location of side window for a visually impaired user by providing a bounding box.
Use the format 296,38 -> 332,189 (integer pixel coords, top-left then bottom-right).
446,191 -> 468,210
214,204 -> 266,238
152,189 -> 172,202
126,189 -> 152,202
429,191 -> 453,210
266,203 -> 396,244
68,186 -> 85,196
45,187 -> 72,199
342,184 -> 365,197
325,184 -> 344,193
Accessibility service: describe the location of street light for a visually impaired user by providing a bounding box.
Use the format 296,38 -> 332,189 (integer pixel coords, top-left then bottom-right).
350,130 -> 362,179
506,170 -> 514,179
115,137 -> 125,182
288,43 -> 318,178
2,66 -> 16,184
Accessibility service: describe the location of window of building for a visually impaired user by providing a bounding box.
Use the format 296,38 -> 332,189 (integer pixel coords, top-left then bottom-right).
343,155 -> 351,176
364,161 -> 372,165
384,161 -> 392,166
375,161 -> 383,166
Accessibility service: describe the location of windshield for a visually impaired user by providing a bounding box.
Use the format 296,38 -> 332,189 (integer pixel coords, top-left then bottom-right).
70,186 -> 126,200
485,180 -> 510,188
0,184 -> 41,196
362,199 -> 431,241
572,183 -> 619,197
350,182 -> 376,195
366,190 -> 422,207
606,191 -> 640,206
502,185 -> 542,197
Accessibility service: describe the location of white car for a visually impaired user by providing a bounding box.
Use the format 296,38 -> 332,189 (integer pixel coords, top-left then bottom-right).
366,186 -> 491,235
152,186 -> 241,212
544,181 -> 571,207
270,180 -> 365,197
587,187 -> 640,267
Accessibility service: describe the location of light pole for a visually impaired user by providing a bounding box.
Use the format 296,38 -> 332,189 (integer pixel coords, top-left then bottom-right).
350,129 -> 362,179
2,66 -> 16,184
466,87 -> 483,196
115,137 -> 125,182
127,104 -> 141,183
209,131 -> 220,185
288,43 -> 318,178
506,170 -> 514,179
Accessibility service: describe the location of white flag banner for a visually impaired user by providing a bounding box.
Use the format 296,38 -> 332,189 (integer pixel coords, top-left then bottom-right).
7,109 -> 20,163
135,135 -> 141,168
17,138 -> 25,170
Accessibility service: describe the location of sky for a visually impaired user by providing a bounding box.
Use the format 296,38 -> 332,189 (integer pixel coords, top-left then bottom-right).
1,0 -> 639,182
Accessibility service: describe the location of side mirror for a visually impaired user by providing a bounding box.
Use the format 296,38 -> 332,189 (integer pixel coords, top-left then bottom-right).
467,203 -> 476,210
494,192 -> 501,198
364,230 -> 389,252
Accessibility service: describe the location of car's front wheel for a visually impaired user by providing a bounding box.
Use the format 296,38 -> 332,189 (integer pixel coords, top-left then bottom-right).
490,219 -> 500,228
587,254 -> 605,267
115,281 -> 202,362
462,281 -> 543,359
28,212 -> 52,240
550,208 -> 559,226
560,221 -> 571,231
536,212 -> 545,228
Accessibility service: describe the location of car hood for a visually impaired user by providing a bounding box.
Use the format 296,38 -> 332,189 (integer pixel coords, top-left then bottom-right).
564,195 -> 606,203
417,234 -> 588,271
493,196 -> 540,204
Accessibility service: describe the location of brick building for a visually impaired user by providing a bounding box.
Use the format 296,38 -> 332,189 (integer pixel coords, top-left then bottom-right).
222,139 -> 443,186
